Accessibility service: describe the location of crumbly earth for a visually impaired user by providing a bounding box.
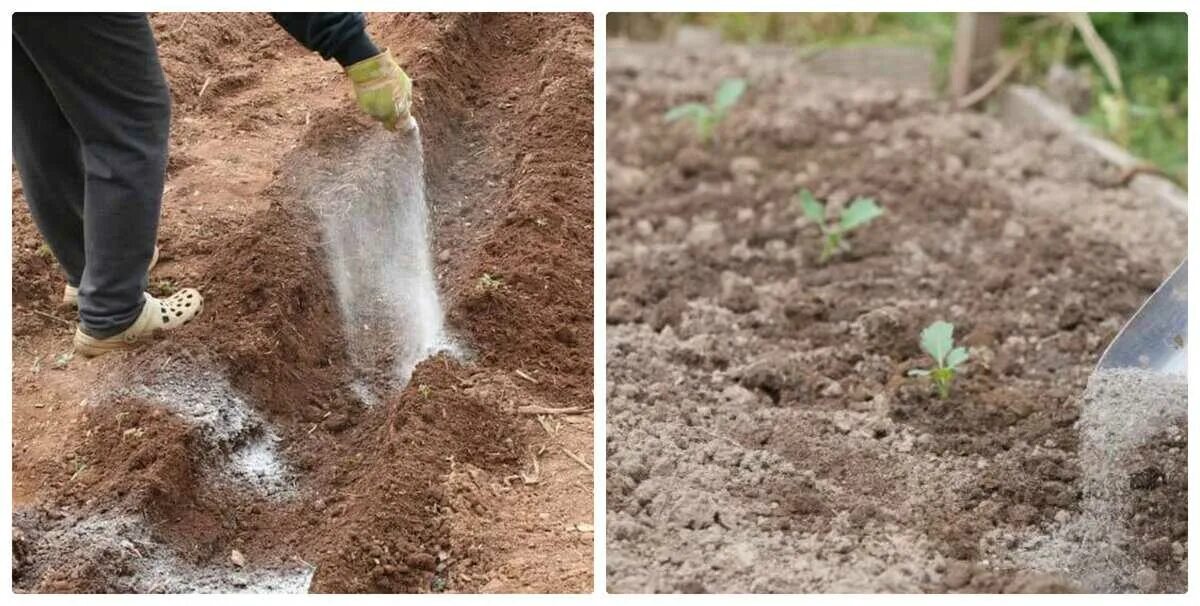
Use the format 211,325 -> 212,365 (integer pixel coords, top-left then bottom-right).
605,41 -> 1186,593
12,13 -> 593,593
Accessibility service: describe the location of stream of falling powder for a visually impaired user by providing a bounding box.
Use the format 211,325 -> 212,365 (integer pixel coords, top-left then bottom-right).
313,120 -> 457,392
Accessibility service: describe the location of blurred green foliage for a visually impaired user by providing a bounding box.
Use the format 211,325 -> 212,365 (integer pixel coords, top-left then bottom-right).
1082,13 -> 1186,89
1077,14 -> 1186,184
683,12 -> 952,46
1005,13 -> 1187,184
609,12 -> 1187,185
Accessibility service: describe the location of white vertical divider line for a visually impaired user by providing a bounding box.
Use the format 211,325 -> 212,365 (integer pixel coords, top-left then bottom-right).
592,8 -> 607,599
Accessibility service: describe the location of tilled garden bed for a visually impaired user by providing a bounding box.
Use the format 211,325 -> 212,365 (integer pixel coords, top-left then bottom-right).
605,41 -> 1185,593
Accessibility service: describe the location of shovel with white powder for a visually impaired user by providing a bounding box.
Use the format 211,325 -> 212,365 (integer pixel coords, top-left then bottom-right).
1095,259 -> 1186,377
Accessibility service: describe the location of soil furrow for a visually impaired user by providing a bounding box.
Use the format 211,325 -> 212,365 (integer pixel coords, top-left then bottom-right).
12,13 -> 593,594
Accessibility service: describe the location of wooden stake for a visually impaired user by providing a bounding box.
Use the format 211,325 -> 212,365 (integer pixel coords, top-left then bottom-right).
951,13 -> 1003,103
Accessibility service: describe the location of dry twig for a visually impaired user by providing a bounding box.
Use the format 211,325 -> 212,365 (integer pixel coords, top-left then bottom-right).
535,414 -> 560,436
957,44 -> 1030,110
560,447 -> 593,473
517,405 -> 587,415
197,75 -> 213,100
24,307 -> 73,326
519,446 -> 543,485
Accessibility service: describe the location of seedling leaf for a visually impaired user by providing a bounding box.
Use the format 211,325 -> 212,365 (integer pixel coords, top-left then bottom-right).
664,103 -> 709,123
798,189 -> 825,225
839,197 -> 884,231
919,321 -> 955,367
713,78 -> 747,114
666,80 -> 745,144
798,190 -> 885,263
945,346 -> 970,369
912,321 -> 968,399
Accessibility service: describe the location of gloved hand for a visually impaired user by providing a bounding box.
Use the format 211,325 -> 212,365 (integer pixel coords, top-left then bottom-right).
345,49 -> 413,132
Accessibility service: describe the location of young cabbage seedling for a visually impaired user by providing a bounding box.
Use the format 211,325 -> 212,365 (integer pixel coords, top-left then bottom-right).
664,78 -> 747,143
908,321 -> 969,399
797,189 -> 884,263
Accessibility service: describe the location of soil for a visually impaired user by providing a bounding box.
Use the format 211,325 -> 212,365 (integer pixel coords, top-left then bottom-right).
605,41 -> 1186,593
11,13 -> 593,593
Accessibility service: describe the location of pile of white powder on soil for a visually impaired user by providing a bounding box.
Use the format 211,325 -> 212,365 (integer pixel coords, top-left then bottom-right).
1016,367 -> 1187,592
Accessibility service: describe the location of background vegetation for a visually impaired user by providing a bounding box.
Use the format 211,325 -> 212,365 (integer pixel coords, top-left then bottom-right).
608,13 -> 1187,185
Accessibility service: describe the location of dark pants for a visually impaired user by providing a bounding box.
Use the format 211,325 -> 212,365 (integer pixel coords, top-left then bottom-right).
12,13 -> 169,338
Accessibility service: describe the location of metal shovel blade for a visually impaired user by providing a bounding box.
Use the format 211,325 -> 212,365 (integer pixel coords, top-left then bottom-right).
1096,259 -> 1187,376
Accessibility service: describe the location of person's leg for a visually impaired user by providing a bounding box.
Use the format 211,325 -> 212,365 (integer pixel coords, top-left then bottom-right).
12,13 -> 169,337
11,36 -> 87,288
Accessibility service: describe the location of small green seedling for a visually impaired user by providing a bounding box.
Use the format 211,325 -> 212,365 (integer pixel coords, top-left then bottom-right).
52,351 -> 73,370
432,575 -> 448,593
908,321 -> 969,399
69,460 -> 88,482
152,279 -> 177,296
798,189 -> 884,263
477,273 -> 504,292
664,78 -> 746,143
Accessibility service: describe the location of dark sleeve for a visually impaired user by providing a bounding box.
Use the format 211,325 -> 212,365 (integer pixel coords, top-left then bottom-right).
270,12 -> 380,67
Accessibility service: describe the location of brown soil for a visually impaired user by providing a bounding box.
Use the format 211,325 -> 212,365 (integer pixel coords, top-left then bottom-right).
11,13 -> 593,593
605,41 -> 1185,593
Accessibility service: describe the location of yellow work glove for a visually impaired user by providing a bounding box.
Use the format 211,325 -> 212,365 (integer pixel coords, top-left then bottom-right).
345,50 -> 413,132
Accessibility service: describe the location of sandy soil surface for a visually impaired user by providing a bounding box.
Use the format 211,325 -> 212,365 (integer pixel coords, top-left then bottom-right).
605,40 -> 1185,593
12,13 -> 593,593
